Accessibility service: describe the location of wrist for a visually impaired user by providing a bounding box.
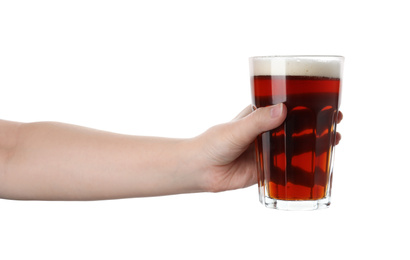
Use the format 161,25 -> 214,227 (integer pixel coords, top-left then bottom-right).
175,137 -> 211,193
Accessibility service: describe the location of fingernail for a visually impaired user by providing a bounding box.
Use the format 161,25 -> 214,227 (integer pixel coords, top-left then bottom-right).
270,104 -> 283,118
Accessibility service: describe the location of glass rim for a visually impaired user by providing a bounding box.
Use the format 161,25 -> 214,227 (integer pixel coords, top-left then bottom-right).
250,55 -> 344,60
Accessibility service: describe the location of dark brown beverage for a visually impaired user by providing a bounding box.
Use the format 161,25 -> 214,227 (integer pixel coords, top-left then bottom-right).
252,75 -> 341,201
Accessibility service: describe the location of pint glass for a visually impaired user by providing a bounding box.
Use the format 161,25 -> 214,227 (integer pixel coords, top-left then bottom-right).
250,56 -> 344,210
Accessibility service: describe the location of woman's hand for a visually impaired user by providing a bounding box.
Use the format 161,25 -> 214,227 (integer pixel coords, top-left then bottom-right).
191,104 -> 287,192
193,104 -> 342,193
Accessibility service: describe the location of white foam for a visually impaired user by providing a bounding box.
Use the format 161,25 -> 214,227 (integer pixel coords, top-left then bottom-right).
250,56 -> 344,78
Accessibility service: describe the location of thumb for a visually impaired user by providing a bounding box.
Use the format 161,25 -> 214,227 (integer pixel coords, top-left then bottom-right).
228,103 -> 287,147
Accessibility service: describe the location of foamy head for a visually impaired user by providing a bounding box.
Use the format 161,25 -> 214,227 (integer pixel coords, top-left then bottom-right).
250,56 -> 344,78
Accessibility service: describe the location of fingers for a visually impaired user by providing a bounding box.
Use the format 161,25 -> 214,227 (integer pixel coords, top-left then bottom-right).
336,111 -> 342,145
234,107 -> 342,124
232,105 -> 253,121
227,105 -> 341,151
335,132 -> 341,145
337,111 -> 343,124
228,104 -> 287,147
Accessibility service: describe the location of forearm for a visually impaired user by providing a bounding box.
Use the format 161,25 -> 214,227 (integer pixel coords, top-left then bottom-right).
0,121 -> 206,200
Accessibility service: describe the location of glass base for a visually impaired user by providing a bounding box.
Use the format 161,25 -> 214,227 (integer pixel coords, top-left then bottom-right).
263,197 -> 331,211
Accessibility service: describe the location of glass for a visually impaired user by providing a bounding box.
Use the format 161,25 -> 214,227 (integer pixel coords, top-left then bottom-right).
249,55 -> 344,210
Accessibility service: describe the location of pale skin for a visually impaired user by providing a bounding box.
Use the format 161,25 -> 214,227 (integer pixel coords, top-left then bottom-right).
0,104 -> 342,200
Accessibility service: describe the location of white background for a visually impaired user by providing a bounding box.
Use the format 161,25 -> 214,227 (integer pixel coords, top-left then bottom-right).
1,0 -> 409,259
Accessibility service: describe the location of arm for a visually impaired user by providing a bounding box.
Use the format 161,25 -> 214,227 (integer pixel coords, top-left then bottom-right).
0,104 -> 288,200
0,120 -> 206,200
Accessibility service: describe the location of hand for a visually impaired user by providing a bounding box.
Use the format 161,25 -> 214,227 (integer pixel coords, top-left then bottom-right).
194,104 -> 342,193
